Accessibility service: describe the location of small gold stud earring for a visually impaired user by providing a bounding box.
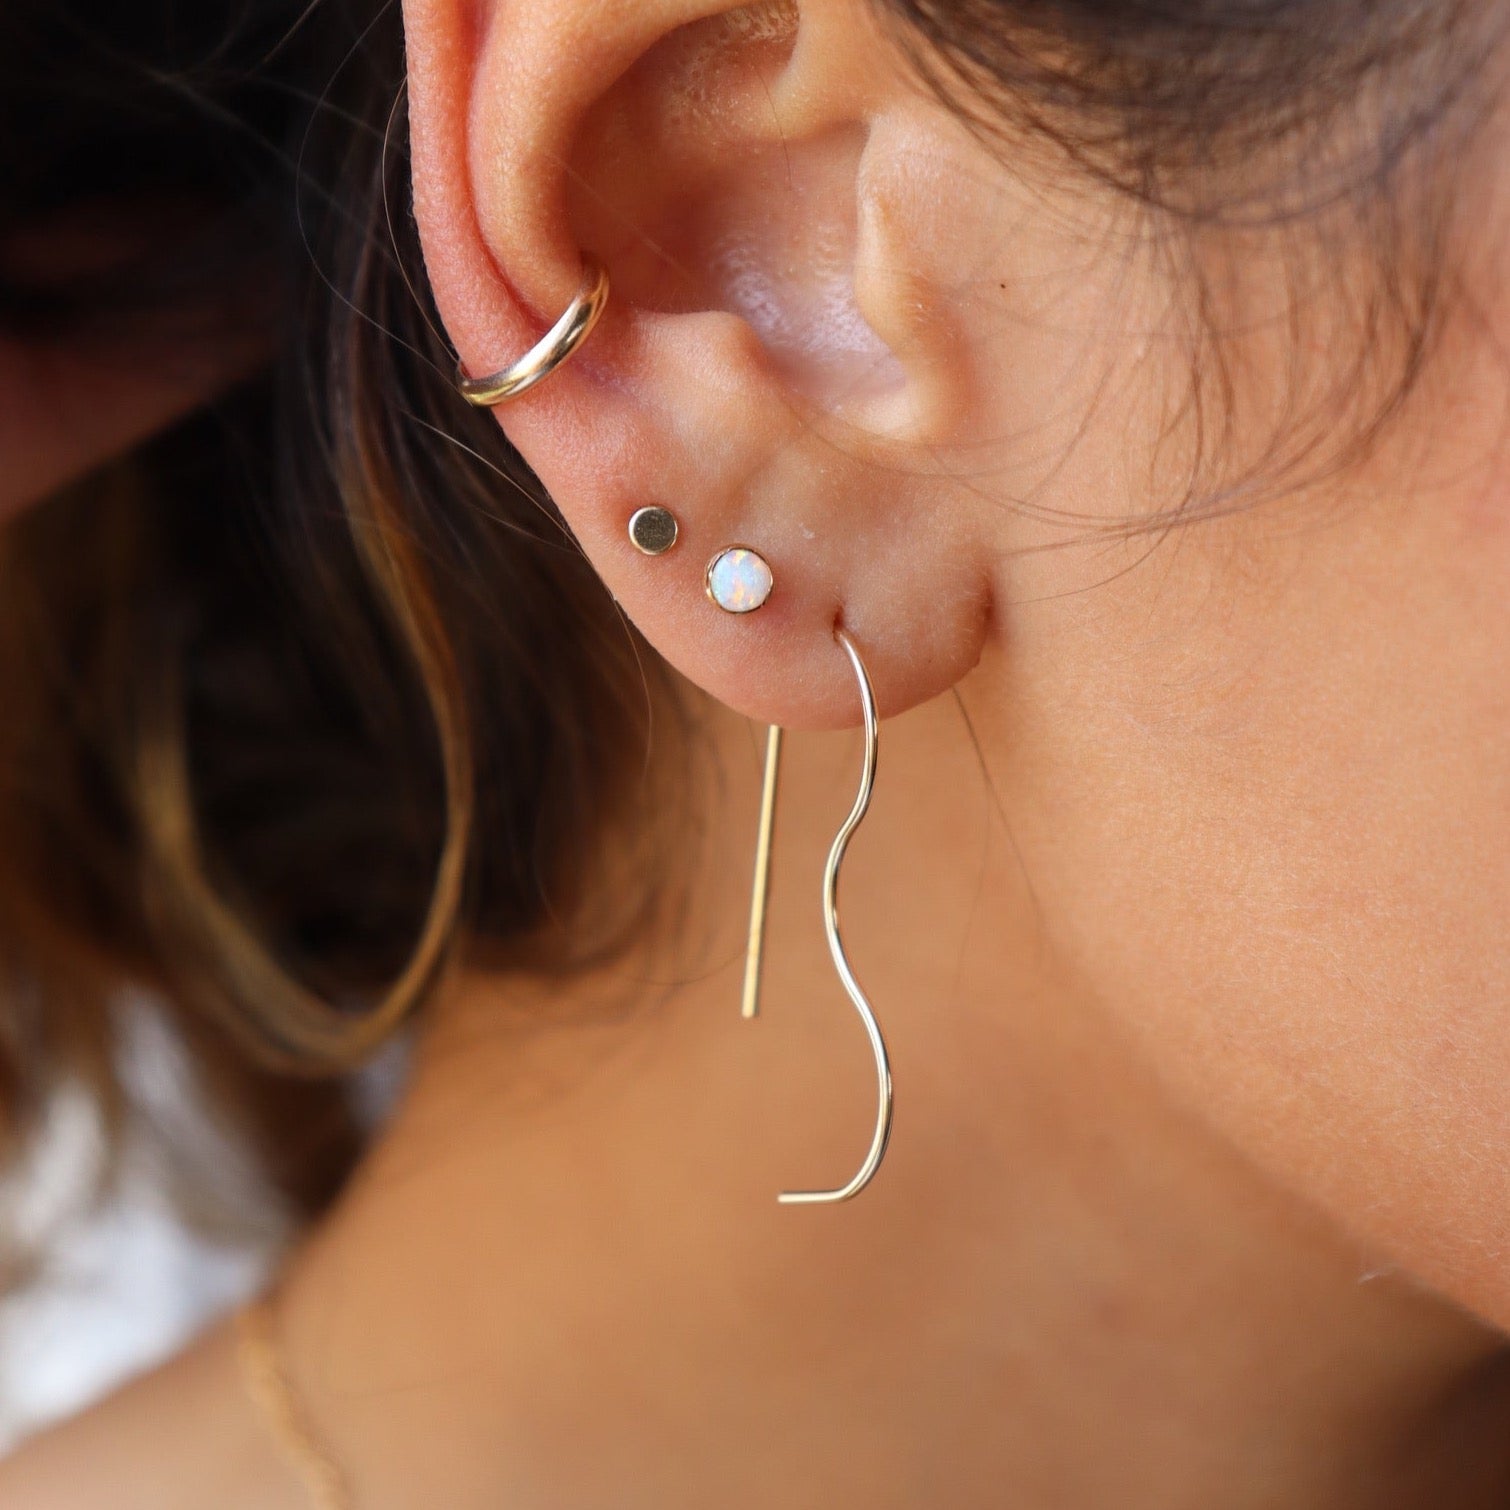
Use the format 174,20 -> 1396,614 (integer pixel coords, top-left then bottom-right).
628,506 -> 679,556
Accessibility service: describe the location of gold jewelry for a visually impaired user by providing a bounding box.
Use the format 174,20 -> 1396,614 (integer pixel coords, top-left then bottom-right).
741,723 -> 783,1022
742,626 -> 894,1204
455,255 -> 609,407
628,504 -> 679,556
236,1297 -> 354,1510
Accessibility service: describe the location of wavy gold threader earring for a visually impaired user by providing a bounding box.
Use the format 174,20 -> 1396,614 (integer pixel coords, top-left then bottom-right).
707,547 -> 894,1205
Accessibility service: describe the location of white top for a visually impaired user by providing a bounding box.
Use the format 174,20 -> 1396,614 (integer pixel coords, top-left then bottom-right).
0,1000 -> 282,1453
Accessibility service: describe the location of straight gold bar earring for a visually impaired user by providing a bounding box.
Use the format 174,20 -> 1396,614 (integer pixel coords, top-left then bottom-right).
741,724 -> 784,1020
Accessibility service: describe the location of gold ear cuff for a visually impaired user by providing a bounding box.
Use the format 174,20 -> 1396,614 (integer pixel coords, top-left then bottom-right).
455,255 -> 609,407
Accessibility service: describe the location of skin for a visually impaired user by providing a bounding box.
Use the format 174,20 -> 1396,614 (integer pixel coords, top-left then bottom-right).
4,0 -> 1510,1504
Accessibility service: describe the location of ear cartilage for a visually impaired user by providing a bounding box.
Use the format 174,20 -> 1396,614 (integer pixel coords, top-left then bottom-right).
628,505 -> 680,556
706,546 -> 774,614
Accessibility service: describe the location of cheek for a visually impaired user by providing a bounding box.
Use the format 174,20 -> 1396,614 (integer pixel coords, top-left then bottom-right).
1006,490 -> 1510,1327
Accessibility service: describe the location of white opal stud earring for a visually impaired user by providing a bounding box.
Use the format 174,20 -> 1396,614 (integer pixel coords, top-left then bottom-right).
706,546 -> 773,614
628,505 -> 679,556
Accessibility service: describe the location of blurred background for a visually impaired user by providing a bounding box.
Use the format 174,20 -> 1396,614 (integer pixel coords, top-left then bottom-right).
0,997 -> 285,1451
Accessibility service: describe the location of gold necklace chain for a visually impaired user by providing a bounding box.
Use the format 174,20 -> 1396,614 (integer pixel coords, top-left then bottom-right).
236,1296 -> 354,1510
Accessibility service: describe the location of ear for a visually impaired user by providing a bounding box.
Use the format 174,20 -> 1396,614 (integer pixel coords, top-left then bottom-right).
402,0 -> 997,729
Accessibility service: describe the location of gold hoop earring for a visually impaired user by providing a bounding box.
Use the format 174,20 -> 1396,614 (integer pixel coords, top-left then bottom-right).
455,255 -> 609,407
743,626 -> 894,1205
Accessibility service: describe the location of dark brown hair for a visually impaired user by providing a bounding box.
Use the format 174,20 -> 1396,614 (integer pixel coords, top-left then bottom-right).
0,0 -> 1493,1224
0,0 -> 675,1217
882,0 -> 1488,204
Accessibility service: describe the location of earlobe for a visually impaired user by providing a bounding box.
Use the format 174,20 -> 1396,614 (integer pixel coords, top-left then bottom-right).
404,0 -> 994,730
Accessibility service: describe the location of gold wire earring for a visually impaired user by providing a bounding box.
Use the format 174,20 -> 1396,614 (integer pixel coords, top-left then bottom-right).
739,624 -> 894,1206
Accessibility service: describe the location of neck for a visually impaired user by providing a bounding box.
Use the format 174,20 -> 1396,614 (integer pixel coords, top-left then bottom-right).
6,665 -> 1506,1510
270,674 -> 1510,1508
